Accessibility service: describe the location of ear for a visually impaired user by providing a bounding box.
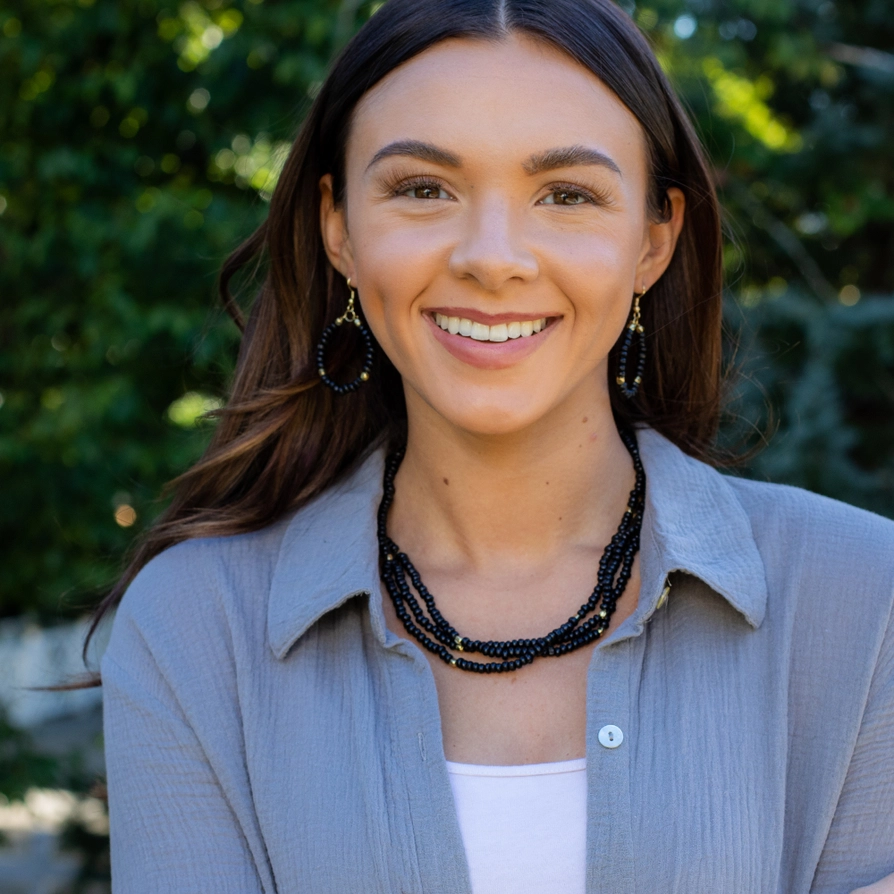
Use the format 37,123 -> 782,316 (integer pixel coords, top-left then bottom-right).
319,173 -> 355,279
634,187 -> 685,290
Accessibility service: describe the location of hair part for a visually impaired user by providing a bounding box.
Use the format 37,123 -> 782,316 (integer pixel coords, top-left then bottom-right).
78,0 -> 725,681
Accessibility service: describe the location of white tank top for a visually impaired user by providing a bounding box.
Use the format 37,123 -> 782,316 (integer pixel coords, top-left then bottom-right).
445,758 -> 587,894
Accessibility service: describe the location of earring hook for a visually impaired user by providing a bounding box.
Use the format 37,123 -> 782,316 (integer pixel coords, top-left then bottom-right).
338,277 -> 360,326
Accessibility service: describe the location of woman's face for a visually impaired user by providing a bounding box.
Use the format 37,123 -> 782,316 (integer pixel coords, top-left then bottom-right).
321,34 -> 684,437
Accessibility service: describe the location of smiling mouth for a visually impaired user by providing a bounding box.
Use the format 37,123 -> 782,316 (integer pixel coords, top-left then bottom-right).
432,313 -> 551,343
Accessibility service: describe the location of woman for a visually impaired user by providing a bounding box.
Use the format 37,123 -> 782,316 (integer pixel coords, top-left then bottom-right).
95,0 -> 894,891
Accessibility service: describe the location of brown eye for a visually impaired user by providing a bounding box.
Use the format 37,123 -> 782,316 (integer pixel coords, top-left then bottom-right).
395,180 -> 449,200
542,189 -> 589,205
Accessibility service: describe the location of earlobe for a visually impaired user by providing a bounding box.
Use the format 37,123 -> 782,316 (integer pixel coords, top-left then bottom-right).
319,173 -> 354,278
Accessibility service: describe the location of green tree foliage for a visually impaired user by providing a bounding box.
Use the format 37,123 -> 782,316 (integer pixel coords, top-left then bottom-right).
1,0 -> 892,620
0,0 -> 371,618
640,0 -> 894,506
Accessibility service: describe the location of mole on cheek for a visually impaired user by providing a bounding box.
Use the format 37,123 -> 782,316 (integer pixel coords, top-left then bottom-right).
443,478 -> 449,486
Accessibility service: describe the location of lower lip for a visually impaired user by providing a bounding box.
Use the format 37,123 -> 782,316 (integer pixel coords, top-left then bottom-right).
425,315 -> 557,370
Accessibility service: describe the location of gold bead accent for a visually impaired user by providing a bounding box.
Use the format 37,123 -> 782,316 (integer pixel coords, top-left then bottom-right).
454,635 -> 464,652
656,580 -> 672,609
450,658 -> 457,667
360,371 -> 370,382
599,609 -> 608,619
318,368 -> 325,376
616,376 -> 625,385
386,554 -> 393,561
339,280 -> 360,325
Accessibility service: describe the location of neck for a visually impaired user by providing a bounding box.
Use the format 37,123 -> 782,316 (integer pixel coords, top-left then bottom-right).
388,385 -> 637,571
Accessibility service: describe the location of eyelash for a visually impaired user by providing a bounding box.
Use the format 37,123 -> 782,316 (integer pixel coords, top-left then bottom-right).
382,171 -> 611,206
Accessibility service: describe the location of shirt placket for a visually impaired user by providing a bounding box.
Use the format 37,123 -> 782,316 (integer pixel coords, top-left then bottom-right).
381,636 -> 475,894
585,634 -> 639,894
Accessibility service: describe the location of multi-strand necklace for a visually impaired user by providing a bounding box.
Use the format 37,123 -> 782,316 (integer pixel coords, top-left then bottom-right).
376,427 -> 646,673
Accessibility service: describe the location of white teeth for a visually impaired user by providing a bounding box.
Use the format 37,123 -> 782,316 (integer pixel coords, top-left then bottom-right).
433,314 -> 550,342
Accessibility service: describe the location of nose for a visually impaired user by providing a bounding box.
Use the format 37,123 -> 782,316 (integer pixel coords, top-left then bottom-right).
448,196 -> 539,291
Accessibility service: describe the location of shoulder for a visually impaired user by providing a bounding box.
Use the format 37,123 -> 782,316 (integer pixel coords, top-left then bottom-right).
640,427 -> 894,602
103,447 -> 386,673
103,516 -> 296,685
119,519 -> 290,630
725,473 -> 894,571
721,474 -> 894,637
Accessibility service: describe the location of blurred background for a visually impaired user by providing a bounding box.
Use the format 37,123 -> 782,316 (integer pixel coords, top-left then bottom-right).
1,0 -> 892,888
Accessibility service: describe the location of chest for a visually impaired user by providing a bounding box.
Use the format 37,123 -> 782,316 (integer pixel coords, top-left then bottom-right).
379,562 -> 643,764
241,582 -> 794,894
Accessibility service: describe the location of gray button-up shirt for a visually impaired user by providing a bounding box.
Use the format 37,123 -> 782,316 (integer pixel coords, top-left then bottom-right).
102,428 -> 894,893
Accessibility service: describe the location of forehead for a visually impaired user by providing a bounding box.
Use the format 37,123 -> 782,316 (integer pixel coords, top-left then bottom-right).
347,33 -> 648,180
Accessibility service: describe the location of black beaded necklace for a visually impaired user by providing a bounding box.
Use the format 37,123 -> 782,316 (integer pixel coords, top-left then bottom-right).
376,427 -> 646,673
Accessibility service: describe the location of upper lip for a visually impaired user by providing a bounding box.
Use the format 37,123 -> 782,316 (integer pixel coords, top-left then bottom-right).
425,306 -> 560,325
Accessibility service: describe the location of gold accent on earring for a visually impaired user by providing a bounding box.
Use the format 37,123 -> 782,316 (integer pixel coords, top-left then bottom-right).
616,285 -> 648,399
316,276 -> 374,393
628,290 -> 645,334
337,279 -> 360,325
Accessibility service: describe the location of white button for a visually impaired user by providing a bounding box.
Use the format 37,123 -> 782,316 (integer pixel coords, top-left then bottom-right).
598,724 -> 624,749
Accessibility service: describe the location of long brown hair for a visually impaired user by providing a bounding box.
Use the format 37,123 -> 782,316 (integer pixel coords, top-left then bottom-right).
81,0 -> 724,678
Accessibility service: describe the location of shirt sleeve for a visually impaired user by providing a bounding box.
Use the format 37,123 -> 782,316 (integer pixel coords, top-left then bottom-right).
102,651 -> 268,894
811,593 -> 894,893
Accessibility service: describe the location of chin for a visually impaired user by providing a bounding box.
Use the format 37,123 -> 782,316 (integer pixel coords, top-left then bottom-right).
424,394 -> 551,439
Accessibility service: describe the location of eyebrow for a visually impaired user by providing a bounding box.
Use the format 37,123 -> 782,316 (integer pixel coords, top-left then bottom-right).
366,140 -> 622,178
367,140 -> 461,171
523,145 -> 622,178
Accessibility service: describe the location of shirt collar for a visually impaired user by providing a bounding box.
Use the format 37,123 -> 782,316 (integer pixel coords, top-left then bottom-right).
268,448 -> 387,659
632,427 -> 768,632
268,428 -> 768,659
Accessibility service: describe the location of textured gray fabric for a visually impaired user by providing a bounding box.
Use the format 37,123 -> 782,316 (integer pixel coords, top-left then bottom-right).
102,427 -> 894,893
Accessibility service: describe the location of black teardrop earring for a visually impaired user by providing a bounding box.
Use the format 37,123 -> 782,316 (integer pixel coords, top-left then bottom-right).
616,288 -> 647,400
316,278 -> 374,395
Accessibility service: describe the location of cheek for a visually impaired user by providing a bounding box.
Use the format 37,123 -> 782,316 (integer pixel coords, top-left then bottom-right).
536,223 -> 643,320
350,217 -> 450,338
355,222 -> 448,286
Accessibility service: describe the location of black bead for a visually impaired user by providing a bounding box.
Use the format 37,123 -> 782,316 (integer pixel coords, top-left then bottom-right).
316,314 -> 374,394
376,428 -> 645,673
